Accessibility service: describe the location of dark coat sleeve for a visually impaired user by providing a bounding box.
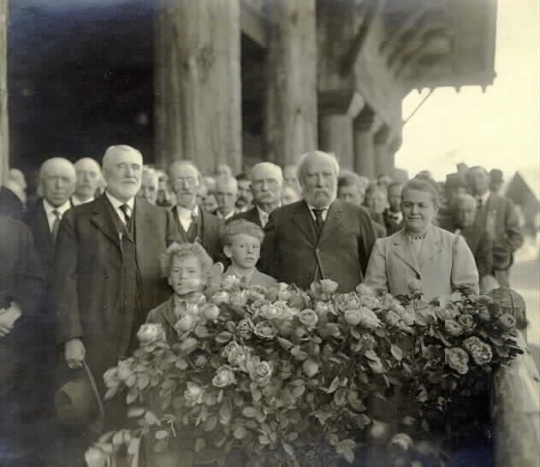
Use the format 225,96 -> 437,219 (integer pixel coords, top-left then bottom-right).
13,221 -> 45,316
502,199 -> 524,253
54,209 -> 83,344
475,230 -> 494,278
358,208 -> 377,277
260,210 -> 280,279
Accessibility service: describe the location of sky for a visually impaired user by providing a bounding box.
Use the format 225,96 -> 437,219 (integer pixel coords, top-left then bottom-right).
396,0 -> 539,183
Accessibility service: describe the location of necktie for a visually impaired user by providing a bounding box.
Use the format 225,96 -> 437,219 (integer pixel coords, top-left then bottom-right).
51,210 -> 61,243
119,204 -> 131,226
312,209 -> 324,234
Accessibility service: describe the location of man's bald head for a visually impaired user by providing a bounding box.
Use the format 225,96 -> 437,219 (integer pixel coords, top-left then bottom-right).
452,193 -> 477,228
8,168 -> 27,191
40,158 -> 77,207
74,157 -> 101,201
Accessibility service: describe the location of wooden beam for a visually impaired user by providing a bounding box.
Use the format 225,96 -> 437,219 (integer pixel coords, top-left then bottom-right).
340,0 -> 387,76
265,0 -> 317,165
0,0 -> 7,184
240,0 -> 268,48
154,0 -> 242,174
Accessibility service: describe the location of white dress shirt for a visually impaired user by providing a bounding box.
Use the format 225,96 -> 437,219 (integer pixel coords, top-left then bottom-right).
71,195 -> 94,206
306,204 -> 329,222
476,191 -> 490,207
105,191 -> 135,225
217,210 -> 235,221
256,206 -> 270,228
43,199 -> 72,232
177,205 -> 199,232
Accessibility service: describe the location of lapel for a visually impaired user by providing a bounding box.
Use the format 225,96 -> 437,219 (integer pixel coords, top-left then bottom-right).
318,201 -> 343,246
416,227 -> 443,267
160,296 -> 178,331
134,199 -> 154,257
36,202 -> 54,249
89,195 -> 122,250
171,206 -> 190,243
291,201 -> 318,246
392,230 -> 421,276
247,207 -> 262,227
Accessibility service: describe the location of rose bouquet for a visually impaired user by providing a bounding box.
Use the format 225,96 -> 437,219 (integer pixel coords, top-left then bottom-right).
85,278 -> 523,467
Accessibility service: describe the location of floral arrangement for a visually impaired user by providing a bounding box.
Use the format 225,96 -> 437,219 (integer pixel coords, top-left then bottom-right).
85,278 -> 523,467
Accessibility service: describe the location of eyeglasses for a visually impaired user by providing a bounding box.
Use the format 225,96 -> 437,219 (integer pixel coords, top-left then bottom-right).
173,177 -> 199,188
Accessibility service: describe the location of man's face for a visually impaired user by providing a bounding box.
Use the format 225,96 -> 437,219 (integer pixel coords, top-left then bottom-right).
251,166 -> 282,207
215,180 -> 238,215
366,190 -> 387,214
338,185 -> 363,206
138,173 -> 158,204
236,180 -> 253,209
42,162 -> 76,207
387,185 -> 402,212
75,160 -> 101,200
170,164 -> 200,209
455,201 -> 476,228
468,169 -> 489,196
300,156 -> 337,209
489,180 -> 503,194
216,164 -> 232,178
202,193 -> 218,213
103,150 -> 142,202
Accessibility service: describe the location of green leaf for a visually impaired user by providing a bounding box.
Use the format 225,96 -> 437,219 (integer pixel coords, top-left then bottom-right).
144,411 -> 160,426
259,435 -> 271,445
137,374 -> 150,390
291,346 -> 309,361
283,443 -> 295,456
155,430 -> 169,440
204,415 -> 218,432
233,426 -> 248,439
195,438 -> 206,453
175,358 -> 188,370
127,407 -> 145,418
390,344 -> 404,361
243,407 -> 259,418
216,332 -> 233,344
195,325 -> 210,338
364,350 -> 378,361
126,374 -> 137,388
277,337 -> 294,351
325,376 -> 341,394
104,387 -> 119,400
291,385 -> 305,398
126,389 -> 138,405
219,402 -> 232,425
112,431 -> 124,447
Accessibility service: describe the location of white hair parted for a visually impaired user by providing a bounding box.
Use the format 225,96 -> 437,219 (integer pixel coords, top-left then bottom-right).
250,162 -> 284,184
102,145 -> 143,170
296,150 -> 340,183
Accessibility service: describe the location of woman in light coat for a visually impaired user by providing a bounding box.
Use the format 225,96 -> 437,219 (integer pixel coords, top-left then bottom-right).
364,177 -> 479,301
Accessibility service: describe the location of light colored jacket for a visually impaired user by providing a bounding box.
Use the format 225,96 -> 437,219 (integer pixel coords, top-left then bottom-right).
364,227 -> 479,301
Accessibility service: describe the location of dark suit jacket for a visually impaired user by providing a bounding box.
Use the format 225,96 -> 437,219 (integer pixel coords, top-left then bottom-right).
474,193 -> 523,270
229,206 -> 262,227
460,225 -> 493,279
0,186 -> 24,221
260,200 -> 376,292
0,215 -> 44,361
54,195 -> 180,390
171,206 -> 224,262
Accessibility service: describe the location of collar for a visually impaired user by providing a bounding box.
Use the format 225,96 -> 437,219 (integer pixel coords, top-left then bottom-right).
477,191 -> 490,205
105,191 -> 135,212
177,205 -> 199,219
306,203 -> 330,221
226,265 -> 254,283
217,210 -> 235,220
43,198 -> 72,216
405,225 -> 431,241
72,195 -> 94,206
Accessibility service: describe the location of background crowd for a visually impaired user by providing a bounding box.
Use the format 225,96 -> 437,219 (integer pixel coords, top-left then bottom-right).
0,147 -> 526,467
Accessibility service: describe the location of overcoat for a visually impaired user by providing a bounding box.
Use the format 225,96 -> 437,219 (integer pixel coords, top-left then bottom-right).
54,195 -> 180,392
364,226 -> 479,301
260,200 -> 376,292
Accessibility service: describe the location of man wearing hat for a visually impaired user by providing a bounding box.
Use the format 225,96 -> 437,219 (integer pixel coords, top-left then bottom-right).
467,166 -> 523,287
54,145 -> 180,464
489,169 -> 504,195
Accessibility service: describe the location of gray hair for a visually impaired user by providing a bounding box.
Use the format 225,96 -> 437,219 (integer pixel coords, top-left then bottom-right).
40,157 -> 77,181
297,151 -> 340,182
452,193 -> 477,210
102,145 -> 143,170
250,162 -> 284,184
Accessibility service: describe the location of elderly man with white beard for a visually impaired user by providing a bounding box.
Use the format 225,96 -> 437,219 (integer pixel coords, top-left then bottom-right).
72,157 -> 102,206
260,151 -> 376,292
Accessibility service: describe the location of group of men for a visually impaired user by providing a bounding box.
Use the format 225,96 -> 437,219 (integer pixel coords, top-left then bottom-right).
0,145 -> 524,466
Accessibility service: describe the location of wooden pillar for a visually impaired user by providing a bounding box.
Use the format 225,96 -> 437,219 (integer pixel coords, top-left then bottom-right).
374,125 -> 391,177
265,0 -> 317,166
353,106 -> 376,179
0,0 -> 8,184
319,114 -> 353,170
154,0 -> 242,174
387,135 -> 402,173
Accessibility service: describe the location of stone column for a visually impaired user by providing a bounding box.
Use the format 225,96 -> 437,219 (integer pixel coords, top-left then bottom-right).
374,125 -> 391,177
387,135 -> 402,173
353,106 -> 377,179
0,0 -> 8,184
319,114 -> 353,169
154,0 -> 242,174
265,0 -> 317,166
